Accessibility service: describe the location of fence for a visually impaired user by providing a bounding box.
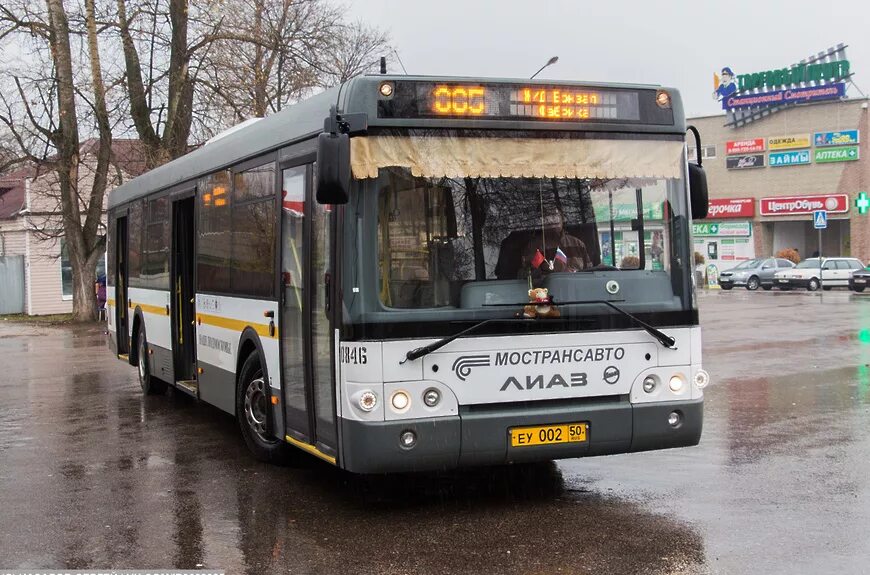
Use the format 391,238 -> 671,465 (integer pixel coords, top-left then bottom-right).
0,255 -> 25,314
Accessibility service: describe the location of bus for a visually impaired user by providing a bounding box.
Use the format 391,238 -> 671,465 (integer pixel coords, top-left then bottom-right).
106,75 -> 710,473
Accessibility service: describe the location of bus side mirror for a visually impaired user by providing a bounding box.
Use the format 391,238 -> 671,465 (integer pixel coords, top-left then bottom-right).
316,132 -> 350,205
688,163 -> 708,220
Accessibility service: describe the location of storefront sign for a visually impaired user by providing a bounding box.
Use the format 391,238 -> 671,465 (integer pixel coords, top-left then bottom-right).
692,221 -> 752,237
768,135 -> 810,150
593,202 -> 663,222
726,154 -> 765,170
814,130 -> 859,147
814,145 -> 859,163
726,139 -> 765,155
706,198 -> 755,219
759,194 -> 849,216
769,150 -> 811,167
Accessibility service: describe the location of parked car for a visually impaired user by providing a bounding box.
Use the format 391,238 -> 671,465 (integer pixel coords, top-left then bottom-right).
773,257 -> 865,291
718,257 -> 795,291
849,267 -> 870,292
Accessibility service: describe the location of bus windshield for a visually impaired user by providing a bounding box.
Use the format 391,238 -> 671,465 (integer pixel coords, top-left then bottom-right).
344,130 -> 692,333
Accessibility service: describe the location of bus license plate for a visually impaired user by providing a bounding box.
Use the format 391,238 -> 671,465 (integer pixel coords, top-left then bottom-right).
510,423 -> 588,447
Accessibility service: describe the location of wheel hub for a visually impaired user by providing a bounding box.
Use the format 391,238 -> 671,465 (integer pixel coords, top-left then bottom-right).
244,376 -> 269,439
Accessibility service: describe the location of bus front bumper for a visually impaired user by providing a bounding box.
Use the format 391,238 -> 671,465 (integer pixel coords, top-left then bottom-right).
338,397 -> 702,474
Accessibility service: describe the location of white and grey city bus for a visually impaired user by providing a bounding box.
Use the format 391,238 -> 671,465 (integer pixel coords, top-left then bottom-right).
106,75 -> 711,472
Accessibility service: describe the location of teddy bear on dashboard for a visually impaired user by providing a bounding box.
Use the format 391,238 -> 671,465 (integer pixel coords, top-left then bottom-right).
521,287 -> 560,319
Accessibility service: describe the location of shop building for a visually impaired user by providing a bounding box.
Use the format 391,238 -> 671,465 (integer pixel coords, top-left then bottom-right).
687,96 -> 870,270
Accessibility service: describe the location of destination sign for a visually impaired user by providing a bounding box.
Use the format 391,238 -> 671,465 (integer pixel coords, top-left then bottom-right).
377,81 -> 674,124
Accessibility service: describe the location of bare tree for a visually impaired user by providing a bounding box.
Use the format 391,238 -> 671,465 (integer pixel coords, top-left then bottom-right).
0,0 -> 113,321
201,0 -> 390,124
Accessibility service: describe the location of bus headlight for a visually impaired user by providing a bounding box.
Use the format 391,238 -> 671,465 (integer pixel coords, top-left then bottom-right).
693,369 -> 710,389
423,388 -> 441,407
391,390 -> 410,411
668,375 -> 685,393
358,390 -> 378,412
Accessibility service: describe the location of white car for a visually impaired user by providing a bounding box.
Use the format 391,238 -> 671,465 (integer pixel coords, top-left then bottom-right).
773,257 -> 865,291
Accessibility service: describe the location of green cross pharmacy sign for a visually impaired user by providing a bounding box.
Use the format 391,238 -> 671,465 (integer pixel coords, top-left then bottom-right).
857,191 -> 869,215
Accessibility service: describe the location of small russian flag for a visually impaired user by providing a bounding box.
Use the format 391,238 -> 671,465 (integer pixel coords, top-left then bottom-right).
555,247 -> 568,266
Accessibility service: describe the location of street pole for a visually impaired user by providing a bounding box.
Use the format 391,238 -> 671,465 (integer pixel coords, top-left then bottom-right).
818,227 -> 823,293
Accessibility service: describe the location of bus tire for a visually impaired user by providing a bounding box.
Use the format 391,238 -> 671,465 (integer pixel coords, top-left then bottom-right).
137,324 -> 167,395
237,352 -> 291,464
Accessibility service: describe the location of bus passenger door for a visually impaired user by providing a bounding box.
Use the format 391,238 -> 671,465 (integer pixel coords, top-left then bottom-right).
280,164 -> 337,457
115,215 -> 129,356
171,195 -> 197,384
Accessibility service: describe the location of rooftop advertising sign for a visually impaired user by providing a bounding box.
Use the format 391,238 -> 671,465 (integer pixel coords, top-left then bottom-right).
716,46 -> 852,128
759,194 -> 849,216
714,59 -> 850,111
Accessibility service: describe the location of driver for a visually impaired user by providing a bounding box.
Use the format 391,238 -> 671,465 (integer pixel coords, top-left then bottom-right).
521,211 -> 591,278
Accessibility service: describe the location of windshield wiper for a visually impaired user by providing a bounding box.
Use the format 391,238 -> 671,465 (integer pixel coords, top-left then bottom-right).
479,298 -> 677,349
401,318 -> 588,364
556,299 -> 676,349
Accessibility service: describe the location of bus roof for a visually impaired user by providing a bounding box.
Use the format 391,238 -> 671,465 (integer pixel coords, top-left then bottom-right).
108,75 -> 684,209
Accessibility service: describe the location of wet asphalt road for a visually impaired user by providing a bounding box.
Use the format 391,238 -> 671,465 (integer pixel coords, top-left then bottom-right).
2,290 -> 870,574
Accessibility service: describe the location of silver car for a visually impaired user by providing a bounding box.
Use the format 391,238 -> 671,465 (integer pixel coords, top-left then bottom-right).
718,257 -> 796,291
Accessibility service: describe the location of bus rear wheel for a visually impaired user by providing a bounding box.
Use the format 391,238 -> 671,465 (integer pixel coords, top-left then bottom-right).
237,352 -> 292,464
137,324 -> 167,395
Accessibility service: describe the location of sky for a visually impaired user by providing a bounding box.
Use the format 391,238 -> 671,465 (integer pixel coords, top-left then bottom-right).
345,0 -> 869,118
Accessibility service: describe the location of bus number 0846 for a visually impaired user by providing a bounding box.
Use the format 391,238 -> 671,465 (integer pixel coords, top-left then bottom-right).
341,346 -> 367,365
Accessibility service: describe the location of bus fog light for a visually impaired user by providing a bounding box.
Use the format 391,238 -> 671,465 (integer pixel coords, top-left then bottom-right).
399,430 -> 417,449
358,390 -> 377,412
668,375 -> 685,393
642,376 -> 657,393
693,369 -> 710,389
391,390 -> 410,411
668,411 -> 682,427
423,388 -> 441,407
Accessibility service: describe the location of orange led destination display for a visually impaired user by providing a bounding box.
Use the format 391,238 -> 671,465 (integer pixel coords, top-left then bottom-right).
515,87 -> 603,119
415,83 -> 641,122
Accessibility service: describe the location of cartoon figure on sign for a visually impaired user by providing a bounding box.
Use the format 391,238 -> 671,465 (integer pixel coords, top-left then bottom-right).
713,67 -> 738,102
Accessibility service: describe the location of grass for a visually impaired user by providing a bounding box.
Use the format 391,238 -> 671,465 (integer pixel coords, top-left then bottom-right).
0,312 -> 77,325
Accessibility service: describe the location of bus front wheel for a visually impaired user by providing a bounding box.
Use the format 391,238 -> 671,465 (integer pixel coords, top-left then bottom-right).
237,352 -> 291,464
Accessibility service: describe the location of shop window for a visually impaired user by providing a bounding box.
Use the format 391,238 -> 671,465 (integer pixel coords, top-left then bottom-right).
687,145 -> 716,162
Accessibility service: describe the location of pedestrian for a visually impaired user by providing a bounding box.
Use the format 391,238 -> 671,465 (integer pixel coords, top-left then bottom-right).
95,273 -> 107,316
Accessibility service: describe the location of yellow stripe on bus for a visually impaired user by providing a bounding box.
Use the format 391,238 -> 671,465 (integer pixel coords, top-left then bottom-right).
134,302 -> 169,316
106,299 -> 115,307
197,312 -> 277,339
285,435 -> 337,465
